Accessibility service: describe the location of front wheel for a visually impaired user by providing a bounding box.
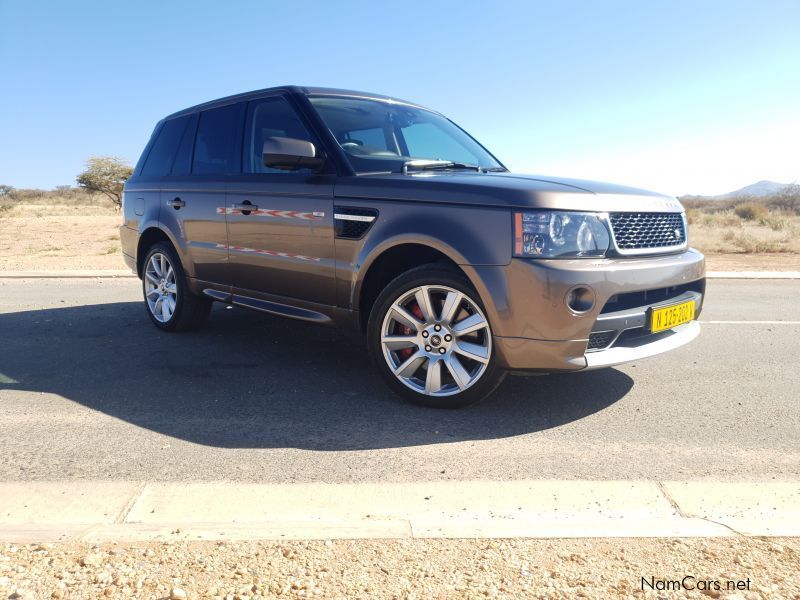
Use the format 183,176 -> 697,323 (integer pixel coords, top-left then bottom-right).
367,266 -> 505,408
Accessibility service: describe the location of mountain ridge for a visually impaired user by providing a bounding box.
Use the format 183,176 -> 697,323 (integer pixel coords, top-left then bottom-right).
682,180 -> 796,200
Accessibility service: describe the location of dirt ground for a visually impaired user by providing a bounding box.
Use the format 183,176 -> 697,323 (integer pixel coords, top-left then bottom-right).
0,209 -> 797,273
1,537 -> 798,599
0,207 -> 123,271
703,253 -> 799,271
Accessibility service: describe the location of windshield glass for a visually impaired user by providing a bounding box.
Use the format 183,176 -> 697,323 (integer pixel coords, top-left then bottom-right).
308,96 -> 504,174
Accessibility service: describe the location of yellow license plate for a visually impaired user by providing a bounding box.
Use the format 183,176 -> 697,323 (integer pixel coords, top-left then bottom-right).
650,300 -> 696,333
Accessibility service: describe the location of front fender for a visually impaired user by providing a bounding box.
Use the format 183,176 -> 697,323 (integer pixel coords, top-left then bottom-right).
343,200 -> 512,311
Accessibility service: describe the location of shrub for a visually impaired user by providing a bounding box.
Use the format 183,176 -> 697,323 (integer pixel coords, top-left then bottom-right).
760,215 -> 788,231
732,233 -> 783,253
734,202 -> 769,221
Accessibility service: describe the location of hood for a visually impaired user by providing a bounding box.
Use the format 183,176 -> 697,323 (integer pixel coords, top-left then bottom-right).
334,172 -> 684,213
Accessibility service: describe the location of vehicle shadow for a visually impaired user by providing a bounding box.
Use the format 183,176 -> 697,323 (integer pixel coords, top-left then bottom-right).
0,302 -> 633,450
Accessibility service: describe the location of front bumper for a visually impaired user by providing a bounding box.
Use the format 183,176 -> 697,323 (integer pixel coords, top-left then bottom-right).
465,248 -> 705,371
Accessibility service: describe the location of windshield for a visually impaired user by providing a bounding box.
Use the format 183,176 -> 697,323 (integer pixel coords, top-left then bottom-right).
308,96 -> 504,174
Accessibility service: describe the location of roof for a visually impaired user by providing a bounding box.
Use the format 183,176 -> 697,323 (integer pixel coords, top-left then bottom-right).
162,85 -> 426,121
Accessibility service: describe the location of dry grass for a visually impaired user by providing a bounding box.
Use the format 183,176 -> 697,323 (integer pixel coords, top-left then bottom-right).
685,198 -> 800,255
1,187 -> 798,272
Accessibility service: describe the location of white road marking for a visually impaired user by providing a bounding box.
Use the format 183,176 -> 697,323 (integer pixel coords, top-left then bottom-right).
707,271 -> 800,279
700,320 -> 800,324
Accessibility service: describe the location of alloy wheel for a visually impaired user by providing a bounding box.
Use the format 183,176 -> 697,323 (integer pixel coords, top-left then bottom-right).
380,285 -> 492,397
144,252 -> 178,323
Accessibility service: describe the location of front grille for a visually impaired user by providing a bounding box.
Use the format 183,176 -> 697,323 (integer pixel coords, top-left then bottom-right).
609,212 -> 686,252
587,330 -> 616,351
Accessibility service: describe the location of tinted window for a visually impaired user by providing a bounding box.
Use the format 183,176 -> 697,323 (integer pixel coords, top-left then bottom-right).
192,104 -> 242,175
244,98 -> 316,174
170,113 -> 198,176
140,116 -> 189,176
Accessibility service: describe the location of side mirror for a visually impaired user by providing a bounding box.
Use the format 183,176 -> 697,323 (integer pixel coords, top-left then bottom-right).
263,137 -> 325,171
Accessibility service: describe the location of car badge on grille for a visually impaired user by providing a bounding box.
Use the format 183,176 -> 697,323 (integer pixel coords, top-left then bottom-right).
674,227 -> 683,240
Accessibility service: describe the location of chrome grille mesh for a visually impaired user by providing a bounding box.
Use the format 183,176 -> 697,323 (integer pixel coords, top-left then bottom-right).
609,212 -> 686,252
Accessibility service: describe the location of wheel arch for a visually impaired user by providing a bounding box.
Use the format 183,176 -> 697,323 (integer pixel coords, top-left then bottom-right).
355,237 -> 481,332
136,226 -> 184,277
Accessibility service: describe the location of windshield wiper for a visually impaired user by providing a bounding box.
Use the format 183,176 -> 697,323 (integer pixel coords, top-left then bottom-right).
402,159 -> 483,174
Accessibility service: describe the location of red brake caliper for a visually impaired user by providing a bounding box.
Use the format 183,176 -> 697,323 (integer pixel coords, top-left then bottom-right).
397,302 -> 425,361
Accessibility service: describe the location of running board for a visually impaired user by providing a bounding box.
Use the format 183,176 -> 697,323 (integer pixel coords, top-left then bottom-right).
202,288 -> 231,302
202,288 -> 333,324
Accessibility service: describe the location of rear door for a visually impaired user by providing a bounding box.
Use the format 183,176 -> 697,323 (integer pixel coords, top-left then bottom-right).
160,103 -> 244,288
226,96 -> 335,306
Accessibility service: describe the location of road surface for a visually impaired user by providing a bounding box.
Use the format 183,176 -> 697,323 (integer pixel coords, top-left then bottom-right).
0,278 -> 798,483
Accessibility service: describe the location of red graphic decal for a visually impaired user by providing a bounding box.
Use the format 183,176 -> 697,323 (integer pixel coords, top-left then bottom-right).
216,207 -> 322,220
215,244 -> 321,262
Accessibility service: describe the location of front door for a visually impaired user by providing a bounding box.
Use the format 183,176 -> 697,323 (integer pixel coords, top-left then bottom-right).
226,96 -> 335,306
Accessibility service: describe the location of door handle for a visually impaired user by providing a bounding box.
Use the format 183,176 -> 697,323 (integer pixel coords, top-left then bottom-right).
167,197 -> 185,209
233,201 -> 258,215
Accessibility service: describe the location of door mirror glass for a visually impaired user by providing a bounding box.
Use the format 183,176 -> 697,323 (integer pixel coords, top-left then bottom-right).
263,137 -> 325,171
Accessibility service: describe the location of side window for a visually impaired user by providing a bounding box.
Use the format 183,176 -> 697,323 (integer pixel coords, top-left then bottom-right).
170,113 -> 198,176
402,122 -> 479,164
140,116 -> 189,176
244,97 -> 316,174
192,104 -> 243,175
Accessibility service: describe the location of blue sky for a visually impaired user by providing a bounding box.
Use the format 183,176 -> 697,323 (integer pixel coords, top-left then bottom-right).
1,1 -> 798,196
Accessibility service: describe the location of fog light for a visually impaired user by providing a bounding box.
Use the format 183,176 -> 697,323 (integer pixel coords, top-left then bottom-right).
566,286 -> 595,313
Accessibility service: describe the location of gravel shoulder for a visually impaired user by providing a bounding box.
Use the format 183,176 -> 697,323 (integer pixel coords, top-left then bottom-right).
2,537 -> 798,599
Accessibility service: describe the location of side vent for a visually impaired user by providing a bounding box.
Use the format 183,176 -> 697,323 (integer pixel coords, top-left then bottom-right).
334,207 -> 378,240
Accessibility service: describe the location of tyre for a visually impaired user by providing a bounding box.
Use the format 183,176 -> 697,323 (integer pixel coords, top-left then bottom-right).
141,242 -> 212,332
367,265 -> 505,408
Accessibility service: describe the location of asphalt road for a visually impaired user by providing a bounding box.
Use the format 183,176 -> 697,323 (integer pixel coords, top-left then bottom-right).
0,278 -> 798,483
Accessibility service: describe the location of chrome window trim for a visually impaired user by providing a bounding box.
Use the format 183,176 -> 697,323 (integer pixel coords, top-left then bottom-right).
334,213 -> 376,222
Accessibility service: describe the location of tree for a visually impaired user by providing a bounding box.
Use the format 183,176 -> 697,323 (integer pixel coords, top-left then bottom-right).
76,156 -> 133,209
0,184 -> 13,197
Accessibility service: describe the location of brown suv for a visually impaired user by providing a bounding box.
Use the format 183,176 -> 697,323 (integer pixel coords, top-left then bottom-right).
121,86 -> 705,408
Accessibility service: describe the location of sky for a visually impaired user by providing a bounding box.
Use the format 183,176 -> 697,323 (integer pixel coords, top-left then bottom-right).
1,1 -> 798,197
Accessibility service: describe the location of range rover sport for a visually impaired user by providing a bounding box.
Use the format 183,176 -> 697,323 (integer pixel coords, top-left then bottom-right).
121,86 -> 705,408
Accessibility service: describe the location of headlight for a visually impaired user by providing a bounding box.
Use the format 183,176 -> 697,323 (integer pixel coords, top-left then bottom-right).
514,211 -> 611,258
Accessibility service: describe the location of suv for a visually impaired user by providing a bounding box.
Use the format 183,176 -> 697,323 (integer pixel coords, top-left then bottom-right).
121,86 -> 704,408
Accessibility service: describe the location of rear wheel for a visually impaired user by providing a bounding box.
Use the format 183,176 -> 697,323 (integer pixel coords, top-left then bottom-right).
142,242 -> 212,331
367,265 -> 505,408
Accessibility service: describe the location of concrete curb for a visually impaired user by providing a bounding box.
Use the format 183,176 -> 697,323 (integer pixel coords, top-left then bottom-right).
0,270 -> 798,280
0,270 -> 135,279
0,480 -> 797,543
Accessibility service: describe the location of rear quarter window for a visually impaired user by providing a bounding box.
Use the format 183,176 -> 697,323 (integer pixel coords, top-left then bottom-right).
140,116 -> 190,177
170,114 -> 198,176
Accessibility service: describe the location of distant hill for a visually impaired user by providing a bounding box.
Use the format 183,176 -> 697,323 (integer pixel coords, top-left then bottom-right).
717,180 -> 792,199
681,180 -> 796,201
